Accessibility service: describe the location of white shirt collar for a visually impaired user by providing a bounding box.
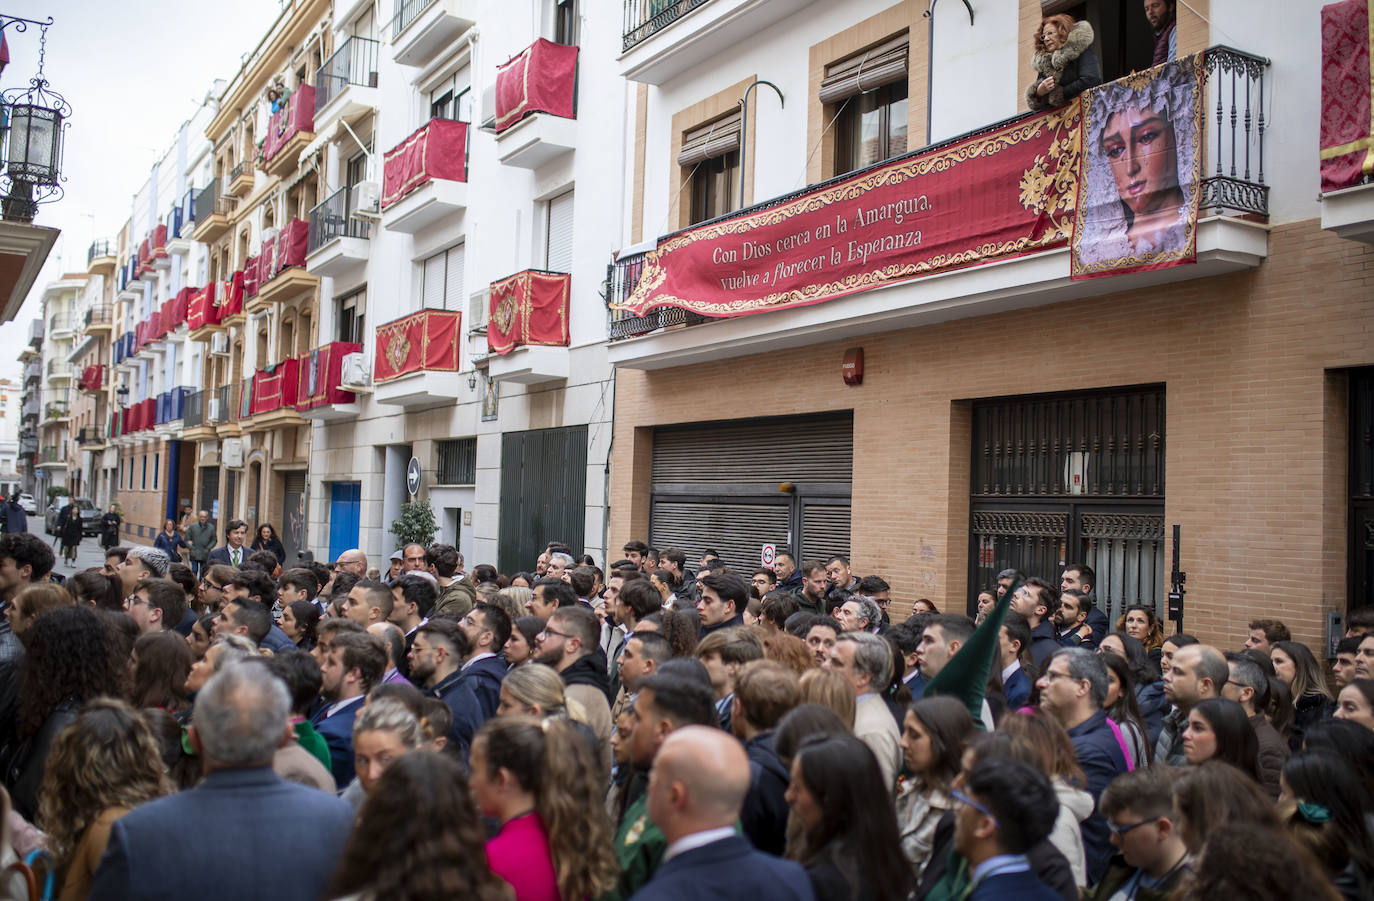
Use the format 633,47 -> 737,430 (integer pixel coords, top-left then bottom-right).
663,827 -> 735,862
325,694 -> 364,719
462,651 -> 496,670
1001,661 -> 1021,683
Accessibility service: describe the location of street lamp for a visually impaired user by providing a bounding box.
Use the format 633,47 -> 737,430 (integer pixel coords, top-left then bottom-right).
0,17 -> 67,223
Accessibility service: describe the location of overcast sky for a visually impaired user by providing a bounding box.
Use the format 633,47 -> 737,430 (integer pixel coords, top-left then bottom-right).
0,0 -> 284,379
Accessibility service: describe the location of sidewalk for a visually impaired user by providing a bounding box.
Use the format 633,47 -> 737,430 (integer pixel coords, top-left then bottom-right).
37,531 -> 125,573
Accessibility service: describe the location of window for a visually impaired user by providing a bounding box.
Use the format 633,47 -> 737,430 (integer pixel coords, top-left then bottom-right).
544,192 -> 574,272
1039,1 -> 1156,83
141,455 -> 147,490
430,66 -> 472,122
822,34 -> 910,175
338,288 -> 366,344
422,245 -> 465,311
679,113 -> 742,226
153,453 -> 159,490
436,438 -> 477,484
553,0 -> 577,45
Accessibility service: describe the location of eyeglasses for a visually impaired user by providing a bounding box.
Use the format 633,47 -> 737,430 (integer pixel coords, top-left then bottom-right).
1041,669 -> 1081,683
1108,817 -> 1159,837
538,627 -> 572,641
950,787 -> 997,826
199,578 -> 223,590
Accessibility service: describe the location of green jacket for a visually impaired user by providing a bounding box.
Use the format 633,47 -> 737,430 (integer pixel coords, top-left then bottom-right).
600,791 -> 665,901
434,576 -> 475,618
186,521 -> 218,561
294,719 -> 332,773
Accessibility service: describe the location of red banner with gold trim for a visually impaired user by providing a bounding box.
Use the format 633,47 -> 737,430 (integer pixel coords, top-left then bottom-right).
244,255 -> 261,298
374,309 -> 462,383
250,359 -> 300,415
297,341 -> 362,410
187,282 -> 219,331
617,106 -> 1082,318
220,271 -> 245,318
262,86 -> 315,164
383,119 -> 469,208
495,38 -> 578,133
1322,0 -> 1374,191
487,270 -> 570,355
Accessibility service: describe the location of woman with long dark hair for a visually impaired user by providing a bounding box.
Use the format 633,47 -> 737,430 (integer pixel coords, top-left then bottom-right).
1183,698 -> 1261,781
1116,604 -> 1165,666
1098,650 -> 1152,767
1099,630 -> 1167,741
1271,640 -> 1337,751
471,716 -> 618,901
785,733 -> 912,901
1,606 -> 127,819
1282,750 -> 1374,899
325,752 -> 511,901
250,523 -> 286,565
279,599 -> 319,651
37,698 -> 171,900
895,697 -> 975,879
67,569 -> 123,611
130,630 -> 192,713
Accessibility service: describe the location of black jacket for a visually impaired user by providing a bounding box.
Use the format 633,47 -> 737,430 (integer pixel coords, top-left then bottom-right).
2,699 -> 79,820
740,731 -> 789,856
250,536 -> 286,564
561,651 -> 612,703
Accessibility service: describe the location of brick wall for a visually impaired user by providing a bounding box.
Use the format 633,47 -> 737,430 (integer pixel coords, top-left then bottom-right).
607,220 -> 1374,651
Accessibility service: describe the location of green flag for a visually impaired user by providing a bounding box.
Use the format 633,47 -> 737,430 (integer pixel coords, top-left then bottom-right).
921,580 -> 1018,727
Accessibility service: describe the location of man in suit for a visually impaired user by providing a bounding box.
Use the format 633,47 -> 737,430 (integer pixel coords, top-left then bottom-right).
629,725 -> 813,901
825,631 -> 901,790
408,617 -> 485,756
953,757 -> 1062,900
206,519 -> 249,568
311,630 -> 386,788
89,663 -> 354,900
456,603 -> 511,719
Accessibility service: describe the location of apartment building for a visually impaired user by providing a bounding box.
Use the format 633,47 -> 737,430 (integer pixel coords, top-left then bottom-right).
601,0 -> 1374,652
69,240 -> 118,506
33,276 -> 83,499
17,322 -> 40,495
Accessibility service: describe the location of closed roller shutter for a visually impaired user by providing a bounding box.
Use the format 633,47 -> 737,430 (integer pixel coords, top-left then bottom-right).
649,413 -> 853,568
282,471 -> 307,564
545,191 -> 574,273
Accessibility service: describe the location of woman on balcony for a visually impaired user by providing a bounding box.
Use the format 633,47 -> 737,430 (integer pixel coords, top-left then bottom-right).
1025,15 -> 1101,111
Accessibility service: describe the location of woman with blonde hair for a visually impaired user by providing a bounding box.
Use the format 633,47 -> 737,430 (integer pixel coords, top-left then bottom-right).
471,716 -> 619,901
351,698 -> 423,800
1026,13 -> 1101,111
38,698 -> 171,900
496,662 -> 588,723
799,668 -> 855,729
494,586 -> 532,626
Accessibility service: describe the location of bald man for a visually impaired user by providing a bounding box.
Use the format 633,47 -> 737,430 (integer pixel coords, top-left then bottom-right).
635,726 -> 814,901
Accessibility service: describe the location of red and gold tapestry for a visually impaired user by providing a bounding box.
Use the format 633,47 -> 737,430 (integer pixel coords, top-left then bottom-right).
262,86 -> 315,164
220,271 -> 245,318
487,270 -> 571,355
494,39 -> 578,133
1322,0 -> 1374,191
383,119 -> 468,208
297,341 -> 362,411
187,282 -> 219,331
250,359 -> 300,415
374,309 -> 462,383
616,105 -> 1082,318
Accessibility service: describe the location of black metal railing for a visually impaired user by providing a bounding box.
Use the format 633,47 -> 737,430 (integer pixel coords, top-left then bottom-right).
229,161 -> 249,188
1199,46 -> 1271,217
180,186 -> 196,229
215,384 -> 232,424
308,186 -> 372,255
194,180 -> 220,222
87,239 -> 113,265
317,36 -> 380,113
623,0 -> 713,51
437,438 -> 477,484
607,247 -> 713,340
84,304 -> 112,328
183,389 -> 206,429
391,0 -> 437,40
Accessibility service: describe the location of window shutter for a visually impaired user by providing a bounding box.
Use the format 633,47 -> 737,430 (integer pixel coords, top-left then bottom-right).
819,34 -> 910,105
676,111 -> 742,167
444,245 -> 465,311
545,191 -> 574,273
422,253 -> 445,311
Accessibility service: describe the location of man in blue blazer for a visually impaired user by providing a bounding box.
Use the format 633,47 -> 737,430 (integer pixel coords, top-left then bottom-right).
206,519 -> 249,568
953,757 -> 1062,901
89,663 -> 354,900
629,726 -> 813,901
311,629 -> 387,788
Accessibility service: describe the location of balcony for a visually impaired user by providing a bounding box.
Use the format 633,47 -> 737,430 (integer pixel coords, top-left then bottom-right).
47,312 -> 74,339
493,39 -> 578,170
228,159 -> 255,197
315,36 -> 380,132
151,224 -> 171,271
218,270 -> 248,327
76,426 -> 107,450
46,360 -> 73,382
167,188 -> 196,254
607,47 -> 1272,371
486,270 -> 571,384
187,283 -> 224,342
373,308 -> 464,409
251,220 -> 317,310
78,365 -> 104,393
619,0 -> 819,84
214,382 -> 243,437
245,359 -> 305,429
83,304 -> 113,335
182,389 -> 209,436
1320,0 -> 1373,241
389,0 -> 475,68
261,85 -> 316,180
296,341 -> 364,421
40,402 -> 70,427
87,239 -> 116,274
192,180 -> 234,244
381,118 -> 468,233
36,446 -> 63,470
307,186 -> 372,276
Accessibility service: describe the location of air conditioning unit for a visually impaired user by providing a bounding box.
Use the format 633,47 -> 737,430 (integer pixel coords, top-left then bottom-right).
210,332 -> 230,356
340,352 -> 371,393
351,181 -> 381,219
206,398 -> 221,421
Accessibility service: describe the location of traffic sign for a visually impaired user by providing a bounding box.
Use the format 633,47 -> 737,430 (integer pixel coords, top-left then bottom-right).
761,544 -> 776,569
406,456 -> 422,496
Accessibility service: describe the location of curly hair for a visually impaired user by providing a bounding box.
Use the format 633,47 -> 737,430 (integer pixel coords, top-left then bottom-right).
17,606 -> 127,739
1177,822 -> 1340,901
1116,604 -> 1166,652
473,717 -> 619,899
325,751 -> 512,901
37,698 -> 171,875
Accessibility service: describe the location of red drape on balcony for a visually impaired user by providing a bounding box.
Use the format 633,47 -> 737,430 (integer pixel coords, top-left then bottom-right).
297,341 -> 362,410
262,220 -> 309,283
382,119 -> 469,208
220,271 -> 246,318
487,270 -> 570,356
494,39 -> 578,132
148,309 -> 164,341
250,359 -> 300,414
244,255 -> 261,298
152,224 -> 168,258
188,282 -> 220,331
1321,0 -> 1373,191
263,85 -> 316,163
165,287 -> 192,329
374,309 -> 462,382
80,366 -> 102,391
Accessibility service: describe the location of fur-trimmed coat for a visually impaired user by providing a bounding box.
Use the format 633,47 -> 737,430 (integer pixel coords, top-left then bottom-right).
1026,21 -> 1103,110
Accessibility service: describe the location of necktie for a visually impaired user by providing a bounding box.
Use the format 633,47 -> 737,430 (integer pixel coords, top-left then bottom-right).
232,548 -> 240,566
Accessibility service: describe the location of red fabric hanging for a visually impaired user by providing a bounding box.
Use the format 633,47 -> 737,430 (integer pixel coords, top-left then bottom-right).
382,119 -> 469,208
487,270 -> 570,355
1321,0 -> 1373,191
374,309 -> 462,382
494,39 -> 578,132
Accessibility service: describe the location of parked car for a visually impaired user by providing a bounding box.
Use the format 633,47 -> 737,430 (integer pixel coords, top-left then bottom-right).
45,497 -> 99,537
17,493 -> 35,515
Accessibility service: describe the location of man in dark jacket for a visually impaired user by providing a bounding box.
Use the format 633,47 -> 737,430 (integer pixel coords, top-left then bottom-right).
311,631 -> 385,788
538,606 -> 614,757
1087,767 -> 1190,901
456,603 -> 511,720
1061,565 -> 1109,646
1145,0 -> 1177,67
697,571 -> 746,637
409,618 -> 484,758
1222,653 -> 1288,799
184,510 -> 217,576
774,553 -> 804,596
1036,647 -> 1129,885
730,661 -> 796,856
1011,578 -> 1061,671
90,664 -> 354,900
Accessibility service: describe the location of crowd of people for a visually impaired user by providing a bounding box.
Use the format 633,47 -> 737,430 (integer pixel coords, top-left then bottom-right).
0,523 -> 1368,901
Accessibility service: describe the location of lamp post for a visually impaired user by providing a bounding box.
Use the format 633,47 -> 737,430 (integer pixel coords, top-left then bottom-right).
0,16 -> 68,223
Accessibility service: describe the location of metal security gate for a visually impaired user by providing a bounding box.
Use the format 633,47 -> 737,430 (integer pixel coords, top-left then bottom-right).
1352,369 -> 1374,612
970,386 -> 1165,625
199,466 -> 219,529
498,425 -> 587,575
282,471 -> 307,565
649,413 -> 852,572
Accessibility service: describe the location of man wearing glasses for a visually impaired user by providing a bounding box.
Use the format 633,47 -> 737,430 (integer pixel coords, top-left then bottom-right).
1036,647 -> 1129,885
197,564 -> 236,612
408,617 -> 484,757
951,757 -> 1062,900
1085,767 -> 1190,901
